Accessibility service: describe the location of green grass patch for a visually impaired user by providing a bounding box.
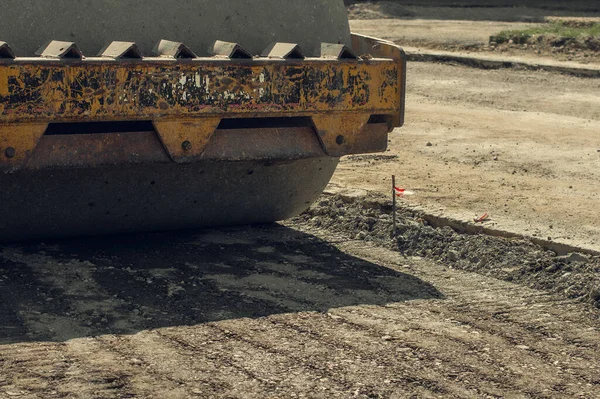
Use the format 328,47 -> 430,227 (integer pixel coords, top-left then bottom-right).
490,21 -> 600,45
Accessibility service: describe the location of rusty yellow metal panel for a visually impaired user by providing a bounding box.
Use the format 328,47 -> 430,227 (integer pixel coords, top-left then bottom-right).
0,123 -> 47,171
153,118 -> 222,163
0,59 -> 402,123
313,114 -> 387,157
0,40 -> 406,170
351,33 -> 407,127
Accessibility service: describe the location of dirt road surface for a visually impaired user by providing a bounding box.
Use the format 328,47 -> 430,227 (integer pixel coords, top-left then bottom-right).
350,19 -> 543,47
350,15 -> 600,64
347,2 -> 600,22
1,225 -> 599,398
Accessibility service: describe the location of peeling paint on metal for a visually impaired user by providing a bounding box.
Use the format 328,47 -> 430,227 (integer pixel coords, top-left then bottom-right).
0,60 -> 401,123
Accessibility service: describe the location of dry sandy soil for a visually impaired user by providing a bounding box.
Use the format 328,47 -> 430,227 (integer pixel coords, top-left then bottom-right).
1,225 -> 599,398
347,2 -> 600,22
351,19 -> 544,47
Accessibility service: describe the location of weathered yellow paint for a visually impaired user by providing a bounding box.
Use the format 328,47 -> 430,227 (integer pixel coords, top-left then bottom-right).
0,124 -> 48,171
351,33 -> 407,127
0,68 -> 8,97
0,38 -> 406,169
153,118 -> 222,163
0,59 -> 402,123
313,114 -> 387,157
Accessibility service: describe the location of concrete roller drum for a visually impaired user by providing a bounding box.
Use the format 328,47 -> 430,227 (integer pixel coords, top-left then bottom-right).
0,0 -> 406,241
0,0 -> 351,56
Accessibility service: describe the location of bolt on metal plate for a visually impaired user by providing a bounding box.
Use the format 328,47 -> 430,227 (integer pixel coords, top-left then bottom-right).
181,141 -> 192,151
4,147 -> 16,158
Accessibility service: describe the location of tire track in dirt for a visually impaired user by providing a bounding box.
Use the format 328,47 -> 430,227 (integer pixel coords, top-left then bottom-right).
64,336 -> 172,399
0,249 -> 149,342
339,304 -> 596,396
0,343 -> 73,397
211,311 -> 492,397
160,324 -> 354,398
214,315 -> 462,398
0,338 -> 140,399
107,325 -> 354,398
305,235 -> 600,397
268,312 -> 513,398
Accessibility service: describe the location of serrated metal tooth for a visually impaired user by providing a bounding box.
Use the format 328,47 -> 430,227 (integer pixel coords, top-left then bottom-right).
98,41 -> 143,59
261,43 -> 305,59
209,40 -> 253,59
152,40 -> 197,59
35,41 -> 83,59
0,42 -> 15,59
320,43 -> 358,59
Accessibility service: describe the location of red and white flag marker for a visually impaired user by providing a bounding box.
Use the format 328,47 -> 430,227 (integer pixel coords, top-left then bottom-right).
391,176 -> 415,237
394,186 -> 415,197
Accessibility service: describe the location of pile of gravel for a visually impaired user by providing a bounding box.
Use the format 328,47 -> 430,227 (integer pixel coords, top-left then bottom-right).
293,192 -> 600,309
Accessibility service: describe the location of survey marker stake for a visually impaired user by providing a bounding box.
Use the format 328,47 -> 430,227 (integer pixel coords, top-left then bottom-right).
392,175 -> 397,237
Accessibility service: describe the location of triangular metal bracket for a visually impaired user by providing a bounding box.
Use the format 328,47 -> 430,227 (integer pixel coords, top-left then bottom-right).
152,40 -> 197,59
0,41 -> 15,59
261,43 -> 305,59
320,43 -> 358,60
312,114 -> 388,157
0,124 -> 48,172
153,118 -> 222,163
98,41 -> 143,59
35,41 -> 83,59
209,40 -> 253,59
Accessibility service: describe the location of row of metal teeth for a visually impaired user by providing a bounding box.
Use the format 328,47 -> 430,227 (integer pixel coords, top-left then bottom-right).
0,40 -> 359,60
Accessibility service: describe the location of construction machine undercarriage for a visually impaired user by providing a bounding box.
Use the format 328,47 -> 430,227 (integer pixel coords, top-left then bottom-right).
0,1 -> 405,241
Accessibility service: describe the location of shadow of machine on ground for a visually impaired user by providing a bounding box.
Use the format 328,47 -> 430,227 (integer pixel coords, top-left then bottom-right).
0,225 -> 442,345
